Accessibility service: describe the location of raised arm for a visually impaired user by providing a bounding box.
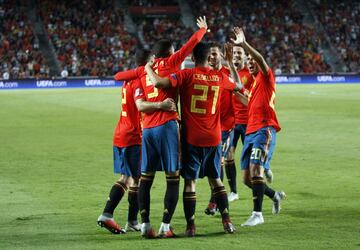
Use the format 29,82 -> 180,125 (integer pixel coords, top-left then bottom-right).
114,67 -> 143,81
167,16 -> 208,68
135,98 -> 177,113
145,56 -> 172,88
232,27 -> 269,76
224,43 -> 243,91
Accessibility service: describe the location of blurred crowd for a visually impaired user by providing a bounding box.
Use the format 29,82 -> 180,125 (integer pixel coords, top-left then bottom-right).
127,0 -> 178,7
0,0 -> 49,79
315,0 -> 359,73
1,0 -> 359,79
138,18 -> 194,52
189,0 -> 332,74
40,0 -> 137,77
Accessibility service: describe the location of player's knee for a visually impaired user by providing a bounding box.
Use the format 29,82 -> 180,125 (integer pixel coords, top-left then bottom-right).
250,163 -> 263,178
140,172 -> 155,183
118,175 -> 131,188
208,177 -> 223,188
165,170 -> 179,177
131,177 -> 140,187
226,148 -> 235,161
184,179 -> 196,192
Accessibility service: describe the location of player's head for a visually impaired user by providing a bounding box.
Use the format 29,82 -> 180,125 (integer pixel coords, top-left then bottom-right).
247,54 -> 259,75
153,39 -> 175,58
233,45 -> 246,69
135,48 -> 151,66
192,42 -> 210,65
208,42 -> 222,69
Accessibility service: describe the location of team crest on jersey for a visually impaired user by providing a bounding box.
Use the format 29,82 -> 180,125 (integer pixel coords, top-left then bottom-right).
242,76 -> 248,84
170,73 -> 177,80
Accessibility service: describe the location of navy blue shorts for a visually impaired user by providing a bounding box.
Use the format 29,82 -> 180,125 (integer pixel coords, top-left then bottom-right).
221,129 -> 234,158
232,124 -> 247,148
240,126 -> 277,170
141,120 -> 180,173
113,145 -> 141,177
181,140 -> 222,180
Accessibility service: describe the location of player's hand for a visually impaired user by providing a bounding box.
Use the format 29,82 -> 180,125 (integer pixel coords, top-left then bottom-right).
223,42 -> 233,62
196,16 -> 208,31
160,98 -> 177,112
231,27 -> 246,45
145,55 -> 156,68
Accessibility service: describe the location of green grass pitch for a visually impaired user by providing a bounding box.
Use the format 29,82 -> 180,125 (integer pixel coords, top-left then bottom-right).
0,84 -> 359,249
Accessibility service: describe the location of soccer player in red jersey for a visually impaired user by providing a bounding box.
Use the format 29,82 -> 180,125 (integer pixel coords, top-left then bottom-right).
204,42 -> 238,216
232,45 -> 275,184
145,42 -> 247,236
231,27 -> 286,226
114,17 -> 209,238
97,49 -> 177,235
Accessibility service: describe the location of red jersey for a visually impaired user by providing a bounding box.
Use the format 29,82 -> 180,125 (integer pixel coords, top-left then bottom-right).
218,66 -> 235,131
114,28 -> 207,129
246,68 -> 281,135
113,79 -> 143,147
233,67 -> 253,124
169,67 -> 236,147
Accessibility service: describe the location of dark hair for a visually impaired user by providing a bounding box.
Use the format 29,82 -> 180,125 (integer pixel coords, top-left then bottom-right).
208,41 -> 222,50
152,39 -> 173,58
135,48 -> 151,66
192,42 -> 210,64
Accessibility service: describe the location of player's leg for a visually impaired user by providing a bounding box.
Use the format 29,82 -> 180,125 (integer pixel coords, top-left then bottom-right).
239,133 -> 264,226
224,129 -> 238,201
97,146 -> 134,234
138,128 -> 158,238
262,129 -> 285,214
226,124 -> 247,201
243,159 -> 285,214
157,120 -> 180,238
205,144 -> 235,233
98,174 -> 130,234
181,141 -> 200,237
126,177 -> 141,232
242,127 -> 282,226
205,130 -> 231,214
116,145 -> 141,232
204,180 -> 217,215
183,179 -> 196,237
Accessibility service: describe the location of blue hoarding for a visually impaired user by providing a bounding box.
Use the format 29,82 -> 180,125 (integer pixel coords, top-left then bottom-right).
0,75 -> 359,90
0,78 -> 124,89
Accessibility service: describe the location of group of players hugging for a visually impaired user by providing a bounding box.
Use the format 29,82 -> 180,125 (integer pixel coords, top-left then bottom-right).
97,16 -> 286,238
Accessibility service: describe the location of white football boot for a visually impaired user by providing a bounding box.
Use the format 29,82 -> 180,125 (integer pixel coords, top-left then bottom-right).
241,211 -> 264,226
227,192 -> 239,202
272,191 -> 286,214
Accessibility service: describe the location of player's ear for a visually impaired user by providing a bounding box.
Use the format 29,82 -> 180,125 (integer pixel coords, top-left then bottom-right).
191,55 -> 195,62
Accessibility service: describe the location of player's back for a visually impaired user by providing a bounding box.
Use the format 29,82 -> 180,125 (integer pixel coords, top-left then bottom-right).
113,79 -> 142,148
176,67 -> 235,147
139,58 -> 180,129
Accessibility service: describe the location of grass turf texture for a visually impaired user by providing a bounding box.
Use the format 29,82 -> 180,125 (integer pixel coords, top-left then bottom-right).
0,85 -> 359,249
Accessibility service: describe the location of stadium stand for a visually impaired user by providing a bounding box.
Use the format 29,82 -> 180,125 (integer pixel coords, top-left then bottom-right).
137,18 -> 194,51
0,0 -> 49,79
188,0 -> 332,74
1,0 -> 358,78
127,0 -> 179,6
39,0 -> 138,77
315,0 -> 359,73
